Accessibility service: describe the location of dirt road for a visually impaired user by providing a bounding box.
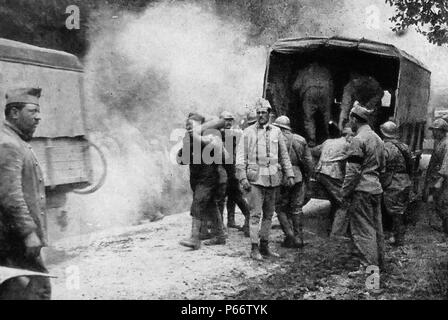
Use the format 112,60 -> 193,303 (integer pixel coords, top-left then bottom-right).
45,201 -> 448,300
47,211 -> 285,300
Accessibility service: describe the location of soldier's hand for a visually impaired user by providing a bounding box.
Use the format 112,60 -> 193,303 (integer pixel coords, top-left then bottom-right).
286,177 -> 295,188
24,232 -> 42,258
240,178 -> 252,192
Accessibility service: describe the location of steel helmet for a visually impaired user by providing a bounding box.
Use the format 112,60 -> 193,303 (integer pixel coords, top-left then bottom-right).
220,111 -> 234,120
429,118 -> 448,131
273,116 -> 291,131
380,121 -> 398,138
246,110 -> 257,125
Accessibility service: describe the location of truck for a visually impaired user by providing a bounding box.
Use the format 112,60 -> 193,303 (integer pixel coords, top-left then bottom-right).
262,36 -> 431,229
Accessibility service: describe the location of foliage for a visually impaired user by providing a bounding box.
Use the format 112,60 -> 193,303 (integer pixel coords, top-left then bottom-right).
386,0 -> 448,45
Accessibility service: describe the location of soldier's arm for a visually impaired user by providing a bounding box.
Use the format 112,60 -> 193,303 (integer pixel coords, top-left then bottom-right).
301,141 -> 315,180
310,143 -> 323,158
339,83 -> 354,128
436,143 -> 448,184
235,130 -> 248,181
341,138 -> 363,198
176,133 -> 191,165
0,143 -> 38,238
380,147 -> 390,186
278,133 -> 294,178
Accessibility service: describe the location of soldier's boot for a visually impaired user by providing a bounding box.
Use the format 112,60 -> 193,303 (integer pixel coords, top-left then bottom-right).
277,212 -> 302,248
259,240 -> 279,258
179,217 -> 201,250
250,243 -> 263,261
204,207 -> 227,246
291,213 -> 306,248
240,215 -> 250,237
198,218 -> 213,240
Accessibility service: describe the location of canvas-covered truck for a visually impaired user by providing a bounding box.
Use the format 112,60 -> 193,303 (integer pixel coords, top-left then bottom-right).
263,36 -> 431,230
263,36 -> 431,151
0,38 -> 106,243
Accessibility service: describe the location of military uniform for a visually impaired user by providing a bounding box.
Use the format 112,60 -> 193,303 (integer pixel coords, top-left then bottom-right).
342,121 -> 385,268
381,138 -> 412,245
313,136 -> 351,236
273,116 -> 313,247
177,116 -> 227,249
0,88 -> 51,300
424,133 -> 448,234
220,128 -> 251,231
236,118 -> 294,257
292,62 -> 334,146
339,75 -> 383,130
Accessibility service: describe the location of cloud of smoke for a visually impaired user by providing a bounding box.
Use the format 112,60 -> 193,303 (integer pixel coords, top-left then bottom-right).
58,1 -> 266,236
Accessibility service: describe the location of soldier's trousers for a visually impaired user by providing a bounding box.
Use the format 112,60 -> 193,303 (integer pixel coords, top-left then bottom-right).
383,186 -> 410,243
191,182 -> 225,237
219,179 -> 251,221
432,183 -> 448,234
347,192 -> 385,268
302,86 -> 332,146
276,182 -> 306,236
0,252 -> 51,300
246,185 -> 277,244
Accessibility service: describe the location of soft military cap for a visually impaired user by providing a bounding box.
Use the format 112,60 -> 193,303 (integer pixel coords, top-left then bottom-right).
6,87 -> 42,105
255,98 -> 272,113
350,101 -> 372,121
220,111 -> 234,120
187,112 -> 205,123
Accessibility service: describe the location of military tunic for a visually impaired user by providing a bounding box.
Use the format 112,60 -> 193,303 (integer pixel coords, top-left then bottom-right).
426,136 -> 448,223
0,121 -> 50,299
382,139 -> 412,215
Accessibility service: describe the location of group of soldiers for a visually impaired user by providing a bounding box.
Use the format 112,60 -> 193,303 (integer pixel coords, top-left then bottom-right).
177,95 -> 448,274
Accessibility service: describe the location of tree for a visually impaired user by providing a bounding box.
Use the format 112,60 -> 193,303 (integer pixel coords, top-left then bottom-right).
386,0 -> 448,45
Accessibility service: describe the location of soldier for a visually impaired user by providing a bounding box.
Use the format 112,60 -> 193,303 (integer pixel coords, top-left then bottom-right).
219,111 -> 250,235
0,87 -> 51,299
339,71 -> 384,131
379,121 -> 412,246
236,98 -> 295,260
177,113 -> 227,249
423,118 -> 448,235
292,61 -> 334,147
311,122 -> 353,237
272,116 -> 314,248
342,102 -> 385,272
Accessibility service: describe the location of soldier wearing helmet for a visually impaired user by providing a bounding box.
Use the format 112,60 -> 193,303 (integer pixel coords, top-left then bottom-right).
218,111 -> 251,234
272,115 -> 314,248
423,118 -> 448,235
379,121 -> 412,246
